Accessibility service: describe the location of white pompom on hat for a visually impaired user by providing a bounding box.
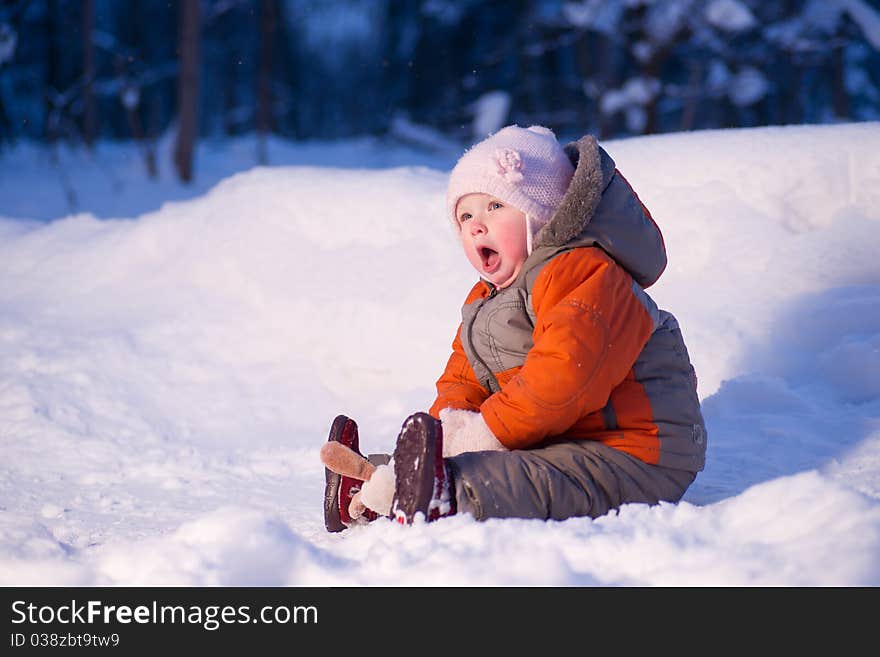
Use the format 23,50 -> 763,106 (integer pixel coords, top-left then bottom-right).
446,125 -> 575,246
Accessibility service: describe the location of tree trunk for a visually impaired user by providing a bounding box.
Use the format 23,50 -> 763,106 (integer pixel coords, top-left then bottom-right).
596,31 -> 617,139
679,59 -> 703,131
831,44 -> 850,120
44,0 -> 60,143
125,100 -> 158,179
256,0 -> 275,164
642,53 -> 664,135
641,36 -> 676,135
174,0 -> 201,183
782,61 -> 803,125
81,0 -> 96,148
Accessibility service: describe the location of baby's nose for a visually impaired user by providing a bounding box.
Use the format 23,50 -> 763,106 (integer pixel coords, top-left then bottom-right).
469,220 -> 487,234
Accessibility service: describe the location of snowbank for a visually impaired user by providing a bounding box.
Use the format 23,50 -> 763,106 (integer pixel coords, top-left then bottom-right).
1,122 -> 878,585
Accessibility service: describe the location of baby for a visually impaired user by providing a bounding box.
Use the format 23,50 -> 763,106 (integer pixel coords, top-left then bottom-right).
322,125 -> 706,530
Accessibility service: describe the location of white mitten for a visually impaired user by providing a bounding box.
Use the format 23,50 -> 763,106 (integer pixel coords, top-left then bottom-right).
439,408 -> 508,458
359,462 -> 395,516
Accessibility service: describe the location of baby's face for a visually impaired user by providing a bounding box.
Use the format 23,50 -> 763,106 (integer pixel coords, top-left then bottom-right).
455,193 -> 528,288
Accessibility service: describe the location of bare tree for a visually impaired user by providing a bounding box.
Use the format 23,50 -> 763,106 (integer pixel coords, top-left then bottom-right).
174,0 -> 201,183
117,62 -> 157,179
256,0 -> 275,164
81,0 -> 96,148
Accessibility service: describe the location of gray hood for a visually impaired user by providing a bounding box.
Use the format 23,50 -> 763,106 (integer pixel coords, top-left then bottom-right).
531,135 -> 667,288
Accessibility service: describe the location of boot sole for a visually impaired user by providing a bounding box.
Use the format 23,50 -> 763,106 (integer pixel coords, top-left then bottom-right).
391,413 -> 439,524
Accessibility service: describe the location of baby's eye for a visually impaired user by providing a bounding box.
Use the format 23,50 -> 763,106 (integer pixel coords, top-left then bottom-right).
489,201 -> 503,210
459,213 -> 472,223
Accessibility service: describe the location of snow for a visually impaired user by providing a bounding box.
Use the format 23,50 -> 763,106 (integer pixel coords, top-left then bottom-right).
840,0 -> 880,50
767,0 -> 880,52
471,91 -> 512,139
1,122 -> 879,586
0,23 -> 16,65
601,77 -> 662,132
120,86 -> 139,111
727,66 -> 769,106
562,0 -> 625,34
704,0 -> 756,33
288,0 -> 385,71
643,0 -> 690,45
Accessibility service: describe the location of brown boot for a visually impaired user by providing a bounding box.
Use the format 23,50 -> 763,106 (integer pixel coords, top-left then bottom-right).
322,415 -> 380,532
391,413 -> 456,524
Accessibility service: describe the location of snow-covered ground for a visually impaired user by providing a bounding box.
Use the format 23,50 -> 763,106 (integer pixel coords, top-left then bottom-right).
1,122 -> 879,586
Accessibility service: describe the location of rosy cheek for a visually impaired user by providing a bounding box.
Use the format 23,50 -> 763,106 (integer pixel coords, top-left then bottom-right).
459,237 -> 477,261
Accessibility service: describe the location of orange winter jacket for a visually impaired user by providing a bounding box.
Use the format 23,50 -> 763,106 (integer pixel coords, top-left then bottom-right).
429,135 -> 706,472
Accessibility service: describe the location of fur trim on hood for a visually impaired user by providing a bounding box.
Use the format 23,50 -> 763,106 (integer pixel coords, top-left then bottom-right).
531,134 -> 667,288
532,135 -> 608,250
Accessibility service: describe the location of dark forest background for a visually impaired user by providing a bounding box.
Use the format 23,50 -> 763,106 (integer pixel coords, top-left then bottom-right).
1,0 -> 878,182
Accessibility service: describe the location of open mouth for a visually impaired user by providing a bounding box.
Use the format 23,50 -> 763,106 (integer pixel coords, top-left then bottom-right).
479,246 -> 500,273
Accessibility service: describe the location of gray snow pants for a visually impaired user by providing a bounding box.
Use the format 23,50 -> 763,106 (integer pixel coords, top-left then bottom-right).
372,439 -> 696,521
448,440 -> 696,521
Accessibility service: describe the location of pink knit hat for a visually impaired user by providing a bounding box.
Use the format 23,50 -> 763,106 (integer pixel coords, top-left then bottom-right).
446,125 -> 575,252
